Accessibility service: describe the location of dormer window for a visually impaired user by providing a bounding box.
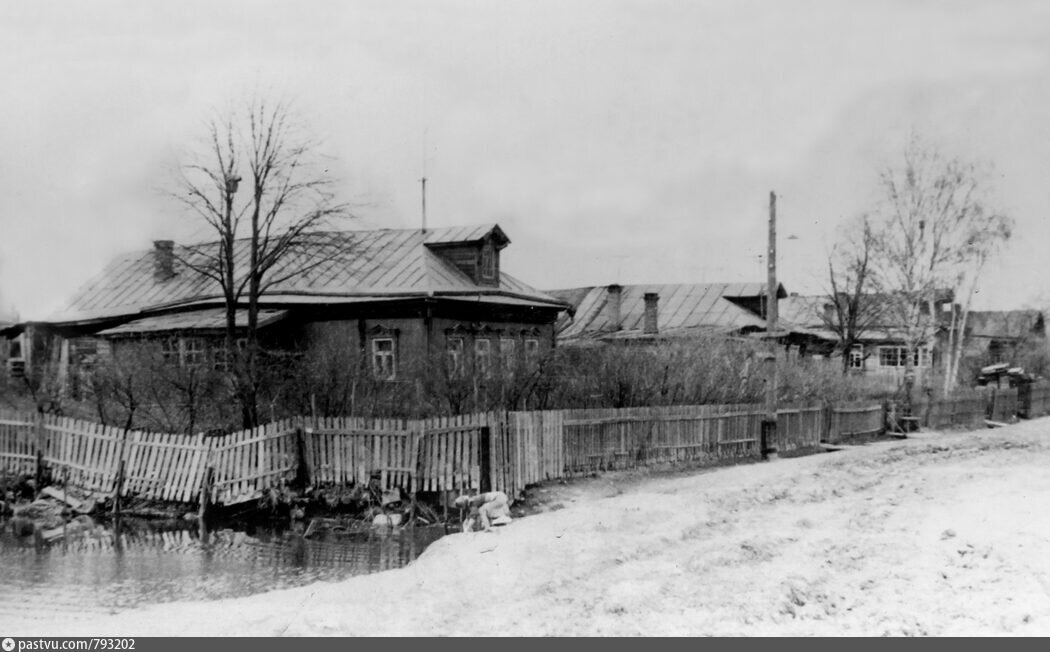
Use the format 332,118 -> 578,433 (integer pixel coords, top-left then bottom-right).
481,246 -> 495,280
424,225 -> 508,287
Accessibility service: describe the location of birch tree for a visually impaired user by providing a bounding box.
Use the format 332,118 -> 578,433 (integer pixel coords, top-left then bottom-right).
823,215 -> 885,373
169,97 -> 354,428
868,137 -> 1011,408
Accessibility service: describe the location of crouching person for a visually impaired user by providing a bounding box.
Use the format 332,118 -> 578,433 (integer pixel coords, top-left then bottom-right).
453,491 -> 511,532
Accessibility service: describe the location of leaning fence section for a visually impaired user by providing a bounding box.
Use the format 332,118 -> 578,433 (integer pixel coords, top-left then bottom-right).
40,417 -> 125,497
122,430 -> 207,504
207,419 -> 300,506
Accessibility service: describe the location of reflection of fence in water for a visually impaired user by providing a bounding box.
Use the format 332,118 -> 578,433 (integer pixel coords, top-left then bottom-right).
53,523 -> 430,572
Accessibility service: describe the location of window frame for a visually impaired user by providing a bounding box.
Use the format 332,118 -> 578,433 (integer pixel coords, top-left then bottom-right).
524,338 -> 540,367
480,246 -> 495,280
447,336 -> 465,377
182,337 -> 206,368
877,345 -> 929,368
500,337 -> 517,373
848,344 -> 864,369
475,337 -> 492,376
160,337 -> 179,364
371,337 -> 397,380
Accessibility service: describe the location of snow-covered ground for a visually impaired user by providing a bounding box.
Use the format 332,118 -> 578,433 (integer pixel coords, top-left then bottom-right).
10,419 -> 1050,636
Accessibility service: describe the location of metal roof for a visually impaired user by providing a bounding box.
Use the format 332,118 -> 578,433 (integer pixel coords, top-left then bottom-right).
49,224 -> 565,324
779,295 -> 828,328
96,309 -> 288,337
552,283 -> 781,340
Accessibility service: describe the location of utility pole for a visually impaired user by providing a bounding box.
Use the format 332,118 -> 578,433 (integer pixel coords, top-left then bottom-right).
762,190 -> 779,460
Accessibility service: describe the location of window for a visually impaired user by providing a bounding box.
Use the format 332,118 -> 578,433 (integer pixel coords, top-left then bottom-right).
878,345 -> 929,368
988,340 -> 1008,364
182,338 -> 206,367
475,338 -> 492,376
160,338 -> 179,364
214,338 -> 248,371
500,338 -> 516,372
524,338 -> 540,367
372,338 -> 396,380
8,336 -> 22,360
480,246 -> 495,279
447,337 -> 464,377
848,344 -> 864,369
878,346 -> 904,367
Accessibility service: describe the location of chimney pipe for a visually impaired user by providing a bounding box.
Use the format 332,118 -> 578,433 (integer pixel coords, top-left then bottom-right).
606,284 -> 623,331
643,292 -> 659,334
153,240 -> 175,282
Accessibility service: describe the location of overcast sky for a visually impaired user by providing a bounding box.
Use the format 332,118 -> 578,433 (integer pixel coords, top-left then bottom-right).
3,0 -> 1050,320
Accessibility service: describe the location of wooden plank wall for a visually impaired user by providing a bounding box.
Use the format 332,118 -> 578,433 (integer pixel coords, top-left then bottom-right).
40,416 -> 125,497
415,413 -> 484,495
208,418 -> 300,506
0,412 -> 37,475
775,404 -> 825,453
9,384 -> 1049,511
827,402 -> 885,443
121,430 -> 205,504
988,388 -> 1019,423
304,416 -> 412,490
1029,383 -> 1050,418
302,413 -> 489,497
918,394 -> 987,429
559,404 -> 766,477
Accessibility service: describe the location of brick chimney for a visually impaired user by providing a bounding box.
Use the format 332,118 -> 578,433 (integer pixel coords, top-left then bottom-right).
153,240 -> 175,281
643,292 -> 659,334
606,284 -> 623,331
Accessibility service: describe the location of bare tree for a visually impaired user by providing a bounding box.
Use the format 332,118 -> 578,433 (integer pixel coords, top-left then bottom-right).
169,97 -> 354,427
868,137 -> 1012,407
823,215 -> 885,373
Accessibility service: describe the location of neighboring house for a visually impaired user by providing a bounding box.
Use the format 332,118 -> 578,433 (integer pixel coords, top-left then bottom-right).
963,310 -> 1046,364
547,282 -> 788,345
0,320 -> 14,377
10,224 -> 568,390
779,291 -> 958,377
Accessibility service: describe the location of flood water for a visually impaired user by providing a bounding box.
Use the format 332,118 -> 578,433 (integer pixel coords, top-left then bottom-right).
0,517 -> 446,628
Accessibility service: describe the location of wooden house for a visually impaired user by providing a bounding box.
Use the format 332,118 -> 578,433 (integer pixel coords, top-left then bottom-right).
778,291 -> 959,377
11,224 -> 568,392
962,310 -> 1046,364
547,282 -> 789,346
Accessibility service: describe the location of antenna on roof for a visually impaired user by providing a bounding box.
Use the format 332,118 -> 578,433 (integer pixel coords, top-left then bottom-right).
420,127 -> 428,234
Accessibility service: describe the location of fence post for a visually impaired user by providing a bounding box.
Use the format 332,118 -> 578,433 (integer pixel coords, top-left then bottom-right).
112,459 -> 125,518
479,425 -> 492,493
294,423 -> 310,489
198,466 -> 214,524
34,411 -> 45,499
822,403 -> 833,443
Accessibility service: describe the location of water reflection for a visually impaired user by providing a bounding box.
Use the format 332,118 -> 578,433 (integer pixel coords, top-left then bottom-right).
0,517 -> 445,626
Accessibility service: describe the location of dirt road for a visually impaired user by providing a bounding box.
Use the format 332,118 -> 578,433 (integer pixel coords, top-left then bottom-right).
11,419 -> 1050,636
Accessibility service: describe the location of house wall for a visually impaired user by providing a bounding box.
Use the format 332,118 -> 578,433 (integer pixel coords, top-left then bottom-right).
301,310 -> 556,378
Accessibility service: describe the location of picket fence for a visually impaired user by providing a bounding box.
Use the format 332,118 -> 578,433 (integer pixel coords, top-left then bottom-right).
2,383 -> 1047,508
